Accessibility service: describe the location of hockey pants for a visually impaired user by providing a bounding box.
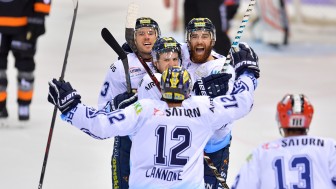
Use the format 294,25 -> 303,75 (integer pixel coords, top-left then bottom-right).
111,135 -> 132,189
0,32 -> 36,107
204,141 -> 231,189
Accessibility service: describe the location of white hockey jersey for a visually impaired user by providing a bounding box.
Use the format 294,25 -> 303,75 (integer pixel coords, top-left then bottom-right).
97,53 -> 156,109
62,91 -> 254,189
138,73 -> 257,153
137,43 -> 253,153
231,136 -> 336,189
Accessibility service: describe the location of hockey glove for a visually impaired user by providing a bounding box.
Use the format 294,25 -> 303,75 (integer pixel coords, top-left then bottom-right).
193,73 -> 232,98
113,91 -> 138,109
230,42 -> 260,79
48,79 -> 81,114
26,16 -> 46,41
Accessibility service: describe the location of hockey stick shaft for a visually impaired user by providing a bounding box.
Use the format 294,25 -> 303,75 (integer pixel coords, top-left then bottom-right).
204,152 -> 230,189
124,1 -> 161,92
101,28 -> 132,93
38,1 -> 78,188
221,0 -> 256,73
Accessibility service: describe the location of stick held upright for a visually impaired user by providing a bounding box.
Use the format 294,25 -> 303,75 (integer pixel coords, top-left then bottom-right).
38,1 -> 78,188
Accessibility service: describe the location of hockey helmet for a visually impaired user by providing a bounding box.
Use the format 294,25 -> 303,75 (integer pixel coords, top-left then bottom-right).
151,37 -> 182,63
276,94 -> 314,130
135,17 -> 161,37
185,18 -> 216,44
160,66 -> 192,102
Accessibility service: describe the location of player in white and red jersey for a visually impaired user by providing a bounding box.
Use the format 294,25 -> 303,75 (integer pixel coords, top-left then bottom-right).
97,17 -> 161,189
231,94 -> 336,189
47,66 -> 255,189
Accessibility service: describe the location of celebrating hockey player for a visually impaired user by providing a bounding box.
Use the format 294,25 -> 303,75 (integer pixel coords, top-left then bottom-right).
183,18 -> 259,188
47,66 -> 256,189
98,17 -> 160,188
231,94 -> 336,189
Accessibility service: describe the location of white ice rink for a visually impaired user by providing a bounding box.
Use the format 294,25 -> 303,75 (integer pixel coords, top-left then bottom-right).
1,0 -> 335,188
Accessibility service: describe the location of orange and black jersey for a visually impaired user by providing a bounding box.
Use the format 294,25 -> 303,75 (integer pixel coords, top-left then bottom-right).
0,0 -> 51,34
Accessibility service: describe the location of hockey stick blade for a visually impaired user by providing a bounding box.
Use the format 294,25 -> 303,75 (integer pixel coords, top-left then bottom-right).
101,28 -> 132,93
38,1 -> 78,189
125,1 -> 139,53
101,28 -> 127,60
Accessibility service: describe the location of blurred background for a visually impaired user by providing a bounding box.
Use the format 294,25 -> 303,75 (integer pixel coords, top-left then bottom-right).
0,0 -> 335,188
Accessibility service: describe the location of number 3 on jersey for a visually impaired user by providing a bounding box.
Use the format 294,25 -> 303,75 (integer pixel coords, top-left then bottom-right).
274,156 -> 312,189
154,125 -> 191,166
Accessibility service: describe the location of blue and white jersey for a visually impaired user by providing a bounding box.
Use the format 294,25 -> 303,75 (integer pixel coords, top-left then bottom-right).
232,136 -> 336,189
97,52 -> 156,109
63,90 -> 254,189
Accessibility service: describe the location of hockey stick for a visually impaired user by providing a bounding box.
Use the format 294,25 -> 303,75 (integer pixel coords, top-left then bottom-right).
101,28 -> 132,93
221,0 -> 256,73
201,1 -> 257,188
38,1 -> 78,189
204,152 -> 230,189
124,1 -> 161,92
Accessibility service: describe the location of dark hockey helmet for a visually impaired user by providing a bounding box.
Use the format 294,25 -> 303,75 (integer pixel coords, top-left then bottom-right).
135,17 -> 161,37
160,66 -> 192,102
276,94 -> 314,130
151,37 -> 182,63
185,18 -> 216,44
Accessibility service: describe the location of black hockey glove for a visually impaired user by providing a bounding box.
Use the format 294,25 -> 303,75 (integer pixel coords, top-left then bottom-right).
113,91 -> 138,109
230,42 -> 260,79
193,73 -> 232,98
48,79 -> 81,114
26,16 -> 46,41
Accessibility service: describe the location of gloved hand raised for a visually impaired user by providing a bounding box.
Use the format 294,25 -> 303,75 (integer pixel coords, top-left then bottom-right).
193,73 -> 232,98
230,42 -> 260,79
113,91 -> 138,110
48,79 -> 81,114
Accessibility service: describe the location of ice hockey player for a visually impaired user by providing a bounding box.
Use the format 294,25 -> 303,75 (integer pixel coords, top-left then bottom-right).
0,0 -> 51,120
182,17 -> 259,189
98,17 -> 160,188
231,94 -> 336,189
47,66 -> 256,189
139,39 -> 259,189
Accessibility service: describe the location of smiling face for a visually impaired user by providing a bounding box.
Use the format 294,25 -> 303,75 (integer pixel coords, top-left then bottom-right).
134,27 -> 158,60
188,30 -> 213,63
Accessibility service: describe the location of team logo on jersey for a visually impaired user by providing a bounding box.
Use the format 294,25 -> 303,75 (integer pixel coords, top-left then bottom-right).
262,142 -> 280,150
110,64 -> 117,72
153,108 -> 164,116
129,67 -> 145,77
194,65 -> 208,79
133,102 -> 143,115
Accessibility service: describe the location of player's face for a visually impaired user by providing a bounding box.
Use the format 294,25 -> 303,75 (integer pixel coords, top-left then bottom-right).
155,52 -> 180,73
135,27 -> 158,59
188,30 -> 212,64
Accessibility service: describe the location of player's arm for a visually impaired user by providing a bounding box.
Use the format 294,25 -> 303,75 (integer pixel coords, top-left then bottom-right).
98,59 -> 126,109
48,79 -> 142,139
231,148 -> 260,189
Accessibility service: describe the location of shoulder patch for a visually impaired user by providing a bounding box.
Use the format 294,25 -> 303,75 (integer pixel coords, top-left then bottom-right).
110,63 -> 117,72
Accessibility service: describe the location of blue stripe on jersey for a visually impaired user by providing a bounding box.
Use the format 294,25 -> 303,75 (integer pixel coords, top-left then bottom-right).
204,132 -> 231,153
